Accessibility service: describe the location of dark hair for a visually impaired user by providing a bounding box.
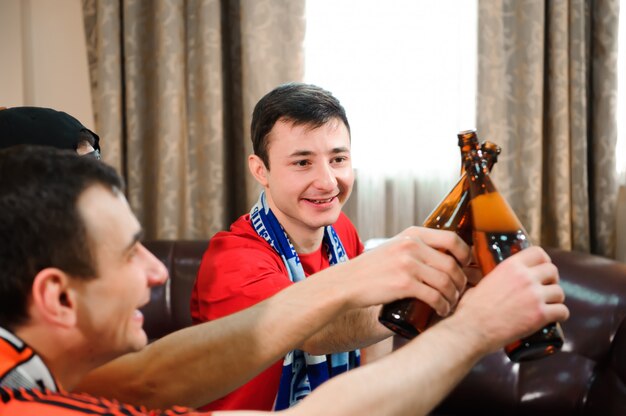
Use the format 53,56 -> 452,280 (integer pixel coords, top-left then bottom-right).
0,145 -> 122,329
250,83 -> 350,168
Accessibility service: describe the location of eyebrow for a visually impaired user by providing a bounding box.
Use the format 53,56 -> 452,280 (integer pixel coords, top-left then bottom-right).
123,229 -> 144,254
288,147 -> 351,158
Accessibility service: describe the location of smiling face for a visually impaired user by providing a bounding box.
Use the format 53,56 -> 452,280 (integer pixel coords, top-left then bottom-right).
72,185 -> 168,363
248,117 -> 354,251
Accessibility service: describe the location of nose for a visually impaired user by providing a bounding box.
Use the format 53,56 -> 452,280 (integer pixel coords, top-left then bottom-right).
313,162 -> 338,191
140,244 -> 169,287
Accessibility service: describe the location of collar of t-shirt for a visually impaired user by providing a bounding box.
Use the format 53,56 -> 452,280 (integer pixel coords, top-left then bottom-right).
299,244 -> 330,276
0,326 -> 59,392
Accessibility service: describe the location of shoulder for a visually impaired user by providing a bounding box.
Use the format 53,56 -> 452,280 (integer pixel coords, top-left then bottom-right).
192,214 -> 292,320
196,214 -> 288,286
206,214 -> 281,263
212,214 -> 268,246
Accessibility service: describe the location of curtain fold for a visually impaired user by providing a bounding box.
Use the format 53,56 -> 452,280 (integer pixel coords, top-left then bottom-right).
477,0 -> 619,257
82,0 -> 305,239
343,170 -> 458,243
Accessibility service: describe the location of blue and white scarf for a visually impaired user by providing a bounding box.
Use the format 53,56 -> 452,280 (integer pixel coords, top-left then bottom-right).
250,191 -> 360,410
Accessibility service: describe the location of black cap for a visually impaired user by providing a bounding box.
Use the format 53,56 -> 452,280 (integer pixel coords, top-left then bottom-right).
0,107 -> 100,152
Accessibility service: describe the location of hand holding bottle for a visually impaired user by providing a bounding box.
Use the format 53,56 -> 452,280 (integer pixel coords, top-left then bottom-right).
465,148 -> 566,361
348,228 -> 470,316
452,246 -> 569,355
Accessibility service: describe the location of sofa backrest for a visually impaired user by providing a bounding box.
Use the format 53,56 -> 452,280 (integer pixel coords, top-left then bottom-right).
141,240 -> 209,340
433,248 -> 626,415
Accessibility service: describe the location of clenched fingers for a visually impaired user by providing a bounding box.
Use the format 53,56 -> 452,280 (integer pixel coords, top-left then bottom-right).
509,246 -> 552,268
542,303 -> 570,323
414,246 -> 467,299
539,284 -> 566,305
409,260 -> 458,314
409,280 -> 452,317
398,227 -> 471,267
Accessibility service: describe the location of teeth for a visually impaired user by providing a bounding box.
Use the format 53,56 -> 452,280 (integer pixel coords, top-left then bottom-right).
309,197 -> 333,204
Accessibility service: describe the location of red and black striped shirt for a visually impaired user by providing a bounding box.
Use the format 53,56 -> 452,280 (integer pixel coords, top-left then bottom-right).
0,387 -> 210,415
1,328 -> 211,415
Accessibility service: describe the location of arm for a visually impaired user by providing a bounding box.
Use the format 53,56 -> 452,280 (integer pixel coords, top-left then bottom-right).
299,226 -> 472,355
75,265 -> 352,409
203,317 -> 485,416
282,311 -> 493,416
297,305 -> 391,355
293,247 -> 569,416
75,233 -> 467,410
215,246 -> 569,416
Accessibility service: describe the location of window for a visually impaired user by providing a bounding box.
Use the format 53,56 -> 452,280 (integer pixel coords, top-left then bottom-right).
304,0 -> 478,179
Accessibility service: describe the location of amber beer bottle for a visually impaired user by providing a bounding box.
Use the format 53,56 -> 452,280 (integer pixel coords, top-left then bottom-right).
423,135 -> 502,246
378,131 -> 499,339
464,151 -> 564,362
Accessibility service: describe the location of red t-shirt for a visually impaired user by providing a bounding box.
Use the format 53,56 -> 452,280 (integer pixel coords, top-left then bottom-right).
190,212 -> 364,411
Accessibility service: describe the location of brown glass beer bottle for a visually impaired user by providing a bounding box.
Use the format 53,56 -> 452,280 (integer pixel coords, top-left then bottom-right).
464,150 -> 564,361
378,131 -> 499,339
423,134 -> 501,246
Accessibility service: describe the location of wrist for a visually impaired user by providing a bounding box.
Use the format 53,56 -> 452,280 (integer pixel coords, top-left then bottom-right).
435,312 -> 493,359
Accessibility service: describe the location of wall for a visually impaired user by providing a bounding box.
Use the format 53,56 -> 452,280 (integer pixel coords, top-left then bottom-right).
0,0 -> 94,128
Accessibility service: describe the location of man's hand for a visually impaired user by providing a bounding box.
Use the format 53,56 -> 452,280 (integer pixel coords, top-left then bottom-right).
450,246 -> 569,355
337,227 -> 471,317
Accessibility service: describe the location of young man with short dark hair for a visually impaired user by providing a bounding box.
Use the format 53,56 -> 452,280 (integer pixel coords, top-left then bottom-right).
190,83 -> 556,411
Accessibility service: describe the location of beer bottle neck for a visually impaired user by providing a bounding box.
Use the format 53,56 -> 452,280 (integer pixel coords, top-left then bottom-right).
482,140 -> 501,171
465,154 -> 496,197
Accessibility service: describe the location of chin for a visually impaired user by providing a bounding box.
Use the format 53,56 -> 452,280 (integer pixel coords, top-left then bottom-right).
127,330 -> 149,352
308,212 -> 342,229
327,204 -> 344,220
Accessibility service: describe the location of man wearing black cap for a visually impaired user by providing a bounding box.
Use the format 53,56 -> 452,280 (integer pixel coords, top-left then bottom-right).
0,106 -> 101,158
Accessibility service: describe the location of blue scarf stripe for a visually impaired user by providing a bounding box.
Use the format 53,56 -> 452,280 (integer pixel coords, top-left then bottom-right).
250,191 -> 359,410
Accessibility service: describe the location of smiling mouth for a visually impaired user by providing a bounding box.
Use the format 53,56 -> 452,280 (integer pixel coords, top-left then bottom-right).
132,309 -> 145,325
304,196 -> 336,204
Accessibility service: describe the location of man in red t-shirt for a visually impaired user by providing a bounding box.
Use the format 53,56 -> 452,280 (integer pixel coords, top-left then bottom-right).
191,83 -> 473,410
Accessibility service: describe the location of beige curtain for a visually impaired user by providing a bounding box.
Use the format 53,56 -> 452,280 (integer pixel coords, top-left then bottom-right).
343,171 -> 459,243
478,0 -> 620,257
82,0 -> 305,239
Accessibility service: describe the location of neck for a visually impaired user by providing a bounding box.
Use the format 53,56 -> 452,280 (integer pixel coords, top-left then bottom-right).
288,227 -> 325,254
274,209 -> 325,254
15,326 -> 101,391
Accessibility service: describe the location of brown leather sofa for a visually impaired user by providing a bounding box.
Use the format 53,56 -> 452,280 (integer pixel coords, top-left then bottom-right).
141,240 -> 209,341
141,240 -> 626,415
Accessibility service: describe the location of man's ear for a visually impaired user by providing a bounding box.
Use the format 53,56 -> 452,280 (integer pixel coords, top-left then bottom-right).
30,268 -> 77,328
248,154 -> 269,187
